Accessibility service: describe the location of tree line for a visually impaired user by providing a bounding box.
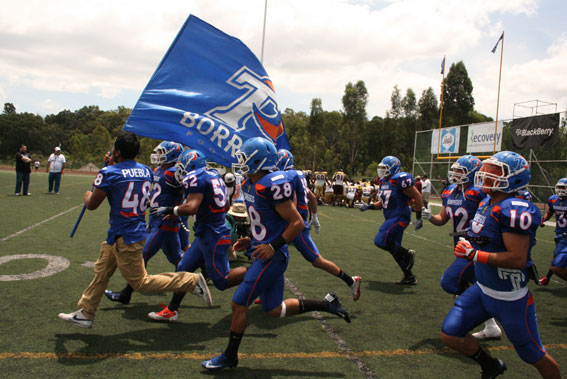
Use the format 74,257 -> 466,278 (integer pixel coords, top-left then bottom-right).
1,61 -> 496,173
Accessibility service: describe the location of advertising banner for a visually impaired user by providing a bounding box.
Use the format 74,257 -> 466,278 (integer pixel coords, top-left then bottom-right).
431,127 -> 460,154
466,121 -> 503,153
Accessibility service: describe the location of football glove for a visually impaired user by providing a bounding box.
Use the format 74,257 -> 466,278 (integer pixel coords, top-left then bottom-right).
309,213 -> 321,234
358,203 -> 370,212
454,237 -> 478,261
150,207 -> 174,217
421,207 -> 432,220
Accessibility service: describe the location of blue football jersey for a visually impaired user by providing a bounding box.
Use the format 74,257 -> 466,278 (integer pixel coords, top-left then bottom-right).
148,166 -> 183,228
241,171 -> 294,256
93,160 -> 153,245
286,169 -> 310,221
181,168 -> 227,235
379,172 -> 414,220
468,196 -> 541,295
442,184 -> 486,245
547,195 -> 567,235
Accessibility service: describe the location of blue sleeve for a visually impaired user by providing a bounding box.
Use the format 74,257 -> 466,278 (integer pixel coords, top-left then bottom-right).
181,169 -> 206,196
498,200 -> 540,235
391,172 -> 415,190
267,173 -> 295,204
93,167 -> 111,192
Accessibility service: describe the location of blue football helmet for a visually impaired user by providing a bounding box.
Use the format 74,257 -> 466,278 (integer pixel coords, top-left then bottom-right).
276,149 -> 294,171
232,137 -> 278,175
474,151 -> 530,193
175,149 -> 207,183
555,177 -> 567,198
448,155 -> 481,185
377,156 -> 401,178
516,190 -> 533,202
150,141 -> 183,164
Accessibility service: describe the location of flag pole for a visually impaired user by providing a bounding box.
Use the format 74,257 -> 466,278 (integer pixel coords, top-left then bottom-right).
437,56 -> 446,159
493,32 -> 504,153
260,0 -> 268,64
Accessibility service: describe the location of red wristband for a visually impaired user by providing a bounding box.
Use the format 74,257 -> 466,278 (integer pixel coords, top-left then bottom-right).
476,250 -> 489,264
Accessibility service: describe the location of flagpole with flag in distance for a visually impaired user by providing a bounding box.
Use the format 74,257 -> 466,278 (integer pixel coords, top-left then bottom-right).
492,31 -> 504,154
437,56 -> 446,160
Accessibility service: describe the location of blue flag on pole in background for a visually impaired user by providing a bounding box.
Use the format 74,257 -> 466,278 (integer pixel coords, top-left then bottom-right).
123,15 -> 290,167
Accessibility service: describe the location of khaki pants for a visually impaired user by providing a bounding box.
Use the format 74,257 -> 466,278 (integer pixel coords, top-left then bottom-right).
422,192 -> 430,203
78,238 -> 199,320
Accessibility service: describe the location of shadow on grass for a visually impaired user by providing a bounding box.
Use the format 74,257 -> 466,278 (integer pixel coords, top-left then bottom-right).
199,366 -> 345,378
535,285 -> 567,298
365,280 -> 418,295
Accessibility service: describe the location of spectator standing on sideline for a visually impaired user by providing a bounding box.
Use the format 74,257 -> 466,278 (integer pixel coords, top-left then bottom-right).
15,144 -> 32,196
47,147 -> 66,194
414,176 -> 422,193
34,160 -> 40,172
422,175 -> 431,208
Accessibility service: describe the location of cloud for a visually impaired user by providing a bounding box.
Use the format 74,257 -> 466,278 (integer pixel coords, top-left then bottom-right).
0,0 -> 562,120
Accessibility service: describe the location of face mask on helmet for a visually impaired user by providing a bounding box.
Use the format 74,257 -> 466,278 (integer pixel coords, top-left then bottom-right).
232,137 -> 277,175
474,152 -> 530,193
150,141 -> 182,164
556,178 -> 567,198
174,150 -> 206,183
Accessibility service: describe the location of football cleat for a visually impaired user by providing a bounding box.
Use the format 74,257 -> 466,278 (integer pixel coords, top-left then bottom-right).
538,276 -> 550,286
201,351 -> 238,370
472,326 -> 502,340
104,289 -> 131,305
192,273 -> 213,306
396,275 -> 417,285
148,304 -> 179,322
481,358 -> 507,379
405,249 -> 416,271
58,309 -> 93,329
324,292 -> 351,323
350,276 -> 362,301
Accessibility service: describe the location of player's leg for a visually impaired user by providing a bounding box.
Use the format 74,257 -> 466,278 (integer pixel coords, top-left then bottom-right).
59,241 -> 119,328
440,258 -> 474,295
440,284 -> 506,377
114,238 -> 209,304
294,228 -> 361,300
104,226 -> 163,304
375,218 -> 415,284
492,291 -> 560,377
541,240 -> 567,285
148,237 -> 207,321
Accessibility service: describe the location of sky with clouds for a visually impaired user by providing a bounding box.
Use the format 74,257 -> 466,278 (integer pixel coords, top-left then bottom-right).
1,0 -> 565,122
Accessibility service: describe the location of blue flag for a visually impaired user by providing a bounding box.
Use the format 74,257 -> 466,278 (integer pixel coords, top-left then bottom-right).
123,15 -> 290,167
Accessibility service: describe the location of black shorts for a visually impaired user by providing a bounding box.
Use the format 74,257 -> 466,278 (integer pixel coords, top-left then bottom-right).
333,185 -> 344,195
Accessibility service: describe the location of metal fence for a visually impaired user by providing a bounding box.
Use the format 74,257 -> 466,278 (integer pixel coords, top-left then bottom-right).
412,112 -> 567,205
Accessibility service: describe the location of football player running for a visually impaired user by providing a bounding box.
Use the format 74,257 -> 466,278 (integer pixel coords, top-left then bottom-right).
202,138 -> 351,371
104,141 -> 186,305
359,156 -> 422,285
277,149 -> 362,300
440,151 -> 560,378
539,177 -> 567,286
58,132 -> 210,328
422,155 -> 502,340
147,149 -> 247,321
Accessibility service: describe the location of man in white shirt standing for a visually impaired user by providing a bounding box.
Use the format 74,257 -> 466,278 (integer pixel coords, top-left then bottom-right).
421,175 -> 431,208
46,146 -> 66,194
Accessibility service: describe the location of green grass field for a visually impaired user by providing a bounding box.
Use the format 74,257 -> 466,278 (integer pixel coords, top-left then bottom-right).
0,170 -> 565,378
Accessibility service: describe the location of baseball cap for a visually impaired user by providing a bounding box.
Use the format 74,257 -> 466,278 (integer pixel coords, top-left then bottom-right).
55,147 -> 61,151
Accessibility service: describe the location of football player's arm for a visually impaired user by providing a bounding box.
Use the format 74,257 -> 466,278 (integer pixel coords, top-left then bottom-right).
84,188 -> 107,210
175,193 -> 204,216
454,233 -> 529,269
428,206 -> 449,226
403,186 -> 423,213
540,206 -> 554,225
252,200 -> 304,260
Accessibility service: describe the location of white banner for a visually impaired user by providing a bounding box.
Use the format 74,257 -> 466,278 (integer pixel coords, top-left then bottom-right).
466,121 -> 503,153
431,127 -> 460,154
